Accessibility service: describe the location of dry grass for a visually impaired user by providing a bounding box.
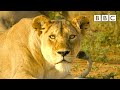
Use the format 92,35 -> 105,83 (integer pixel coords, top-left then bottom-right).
71,58 -> 120,79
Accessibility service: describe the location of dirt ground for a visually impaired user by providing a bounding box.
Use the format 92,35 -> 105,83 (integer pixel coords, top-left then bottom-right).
71,59 -> 120,79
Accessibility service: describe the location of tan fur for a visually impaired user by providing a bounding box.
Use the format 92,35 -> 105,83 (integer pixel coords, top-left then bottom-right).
0,15 -> 90,79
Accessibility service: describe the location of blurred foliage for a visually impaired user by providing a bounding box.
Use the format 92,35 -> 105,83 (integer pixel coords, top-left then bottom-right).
41,11 -> 120,62
79,11 -> 120,62
40,11 -> 65,20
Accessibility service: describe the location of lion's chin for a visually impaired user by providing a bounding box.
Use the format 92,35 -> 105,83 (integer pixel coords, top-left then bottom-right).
55,62 -> 71,73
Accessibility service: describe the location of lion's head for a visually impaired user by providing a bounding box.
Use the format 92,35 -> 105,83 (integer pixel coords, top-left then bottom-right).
32,15 -> 90,74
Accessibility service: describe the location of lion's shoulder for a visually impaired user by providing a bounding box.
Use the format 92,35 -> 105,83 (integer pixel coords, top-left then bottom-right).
15,18 -> 33,26
9,18 -> 33,32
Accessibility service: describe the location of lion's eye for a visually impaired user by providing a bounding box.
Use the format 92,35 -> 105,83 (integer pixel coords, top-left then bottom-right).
49,35 -> 55,39
69,35 -> 76,39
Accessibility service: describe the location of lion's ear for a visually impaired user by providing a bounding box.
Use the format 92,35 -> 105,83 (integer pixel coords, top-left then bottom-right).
72,16 -> 90,34
32,15 -> 50,31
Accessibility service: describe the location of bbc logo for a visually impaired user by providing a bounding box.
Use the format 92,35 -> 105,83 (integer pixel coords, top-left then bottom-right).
94,15 -> 116,21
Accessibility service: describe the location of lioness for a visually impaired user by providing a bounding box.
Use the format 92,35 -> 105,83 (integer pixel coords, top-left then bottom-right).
0,15 -> 91,79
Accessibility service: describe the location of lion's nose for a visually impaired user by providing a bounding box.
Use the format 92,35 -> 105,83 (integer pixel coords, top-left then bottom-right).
57,51 -> 70,57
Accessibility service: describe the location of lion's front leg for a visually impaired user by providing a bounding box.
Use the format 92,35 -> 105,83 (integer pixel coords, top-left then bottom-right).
11,72 -> 37,79
11,66 -> 44,79
63,74 -> 74,79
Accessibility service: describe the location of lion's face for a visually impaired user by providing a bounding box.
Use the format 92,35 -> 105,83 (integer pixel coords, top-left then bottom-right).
32,15 -> 89,73
40,21 -> 81,72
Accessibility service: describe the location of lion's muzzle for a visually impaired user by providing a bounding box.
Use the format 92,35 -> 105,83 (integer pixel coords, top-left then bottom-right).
57,51 -> 70,57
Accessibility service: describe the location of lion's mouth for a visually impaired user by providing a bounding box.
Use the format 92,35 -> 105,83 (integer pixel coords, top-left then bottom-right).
56,59 -> 71,64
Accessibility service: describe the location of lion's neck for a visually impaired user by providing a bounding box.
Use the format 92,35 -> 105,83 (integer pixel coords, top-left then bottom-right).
43,67 -> 70,79
43,61 -> 71,79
